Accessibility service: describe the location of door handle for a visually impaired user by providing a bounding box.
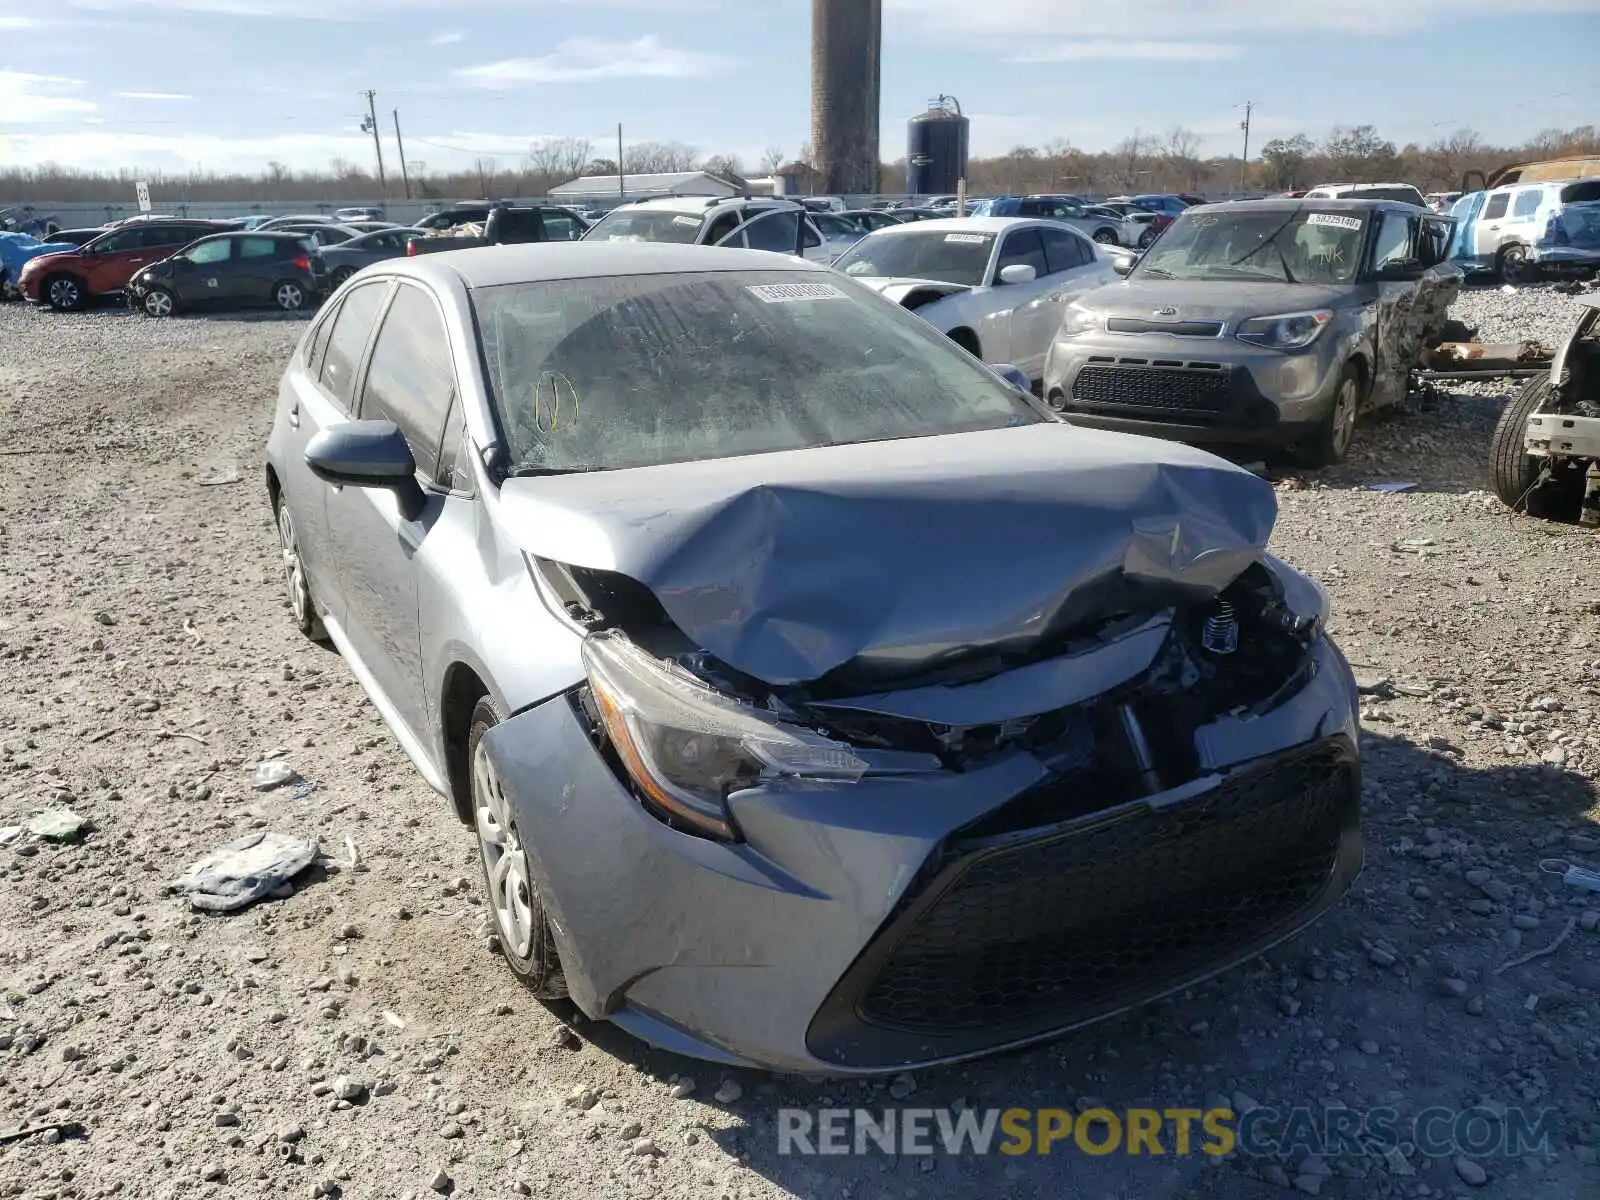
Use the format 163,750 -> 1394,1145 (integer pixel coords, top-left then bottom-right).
287,402 -> 300,429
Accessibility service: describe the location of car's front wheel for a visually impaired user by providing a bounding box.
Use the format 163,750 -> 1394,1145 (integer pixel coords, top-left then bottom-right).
469,696 -> 567,999
1092,228 -> 1119,245
140,287 -> 176,318
1137,227 -> 1158,250
1293,363 -> 1362,468
44,274 -> 85,312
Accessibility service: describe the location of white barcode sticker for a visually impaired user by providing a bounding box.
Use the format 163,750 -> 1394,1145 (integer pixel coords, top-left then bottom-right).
672,215 -> 702,227
1306,213 -> 1363,231
746,282 -> 848,303
944,233 -> 991,244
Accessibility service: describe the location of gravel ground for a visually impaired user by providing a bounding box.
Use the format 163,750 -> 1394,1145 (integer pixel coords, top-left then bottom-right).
1,286 -> 1598,1200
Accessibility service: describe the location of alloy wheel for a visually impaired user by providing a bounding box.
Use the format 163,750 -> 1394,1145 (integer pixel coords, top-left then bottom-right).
473,744 -> 535,959
48,278 -> 80,309
143,290 -> 173,318
276,504 -> 310,627
275,282 -> 305,311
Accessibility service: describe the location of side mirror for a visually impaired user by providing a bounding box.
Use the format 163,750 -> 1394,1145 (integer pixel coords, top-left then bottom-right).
1112,258 -> 1134,277
998,263 -> 1038,285
988,363 -> 1032,393
305,420 -> 426,520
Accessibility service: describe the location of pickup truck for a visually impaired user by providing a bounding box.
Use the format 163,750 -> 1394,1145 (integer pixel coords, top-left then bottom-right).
406,205 -> 587,256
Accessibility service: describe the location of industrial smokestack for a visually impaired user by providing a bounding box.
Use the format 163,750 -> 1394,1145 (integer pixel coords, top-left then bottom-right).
810,0 -> 881,196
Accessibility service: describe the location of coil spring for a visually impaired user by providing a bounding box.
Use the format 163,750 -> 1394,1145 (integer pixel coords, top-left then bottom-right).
1202,600 -> 1239,655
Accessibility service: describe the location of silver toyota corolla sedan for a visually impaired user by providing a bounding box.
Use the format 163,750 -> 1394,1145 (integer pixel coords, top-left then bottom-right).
265,243 -> 1363,1075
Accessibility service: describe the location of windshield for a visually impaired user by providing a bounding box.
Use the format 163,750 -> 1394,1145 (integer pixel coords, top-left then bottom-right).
474,270 -> 1042,474
1135,207 -> 1366,284
583,209 -> 703,244
833,230 -> 995,286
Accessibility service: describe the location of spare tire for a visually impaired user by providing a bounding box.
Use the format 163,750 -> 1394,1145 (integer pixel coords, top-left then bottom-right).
1490,376 -> 1582,520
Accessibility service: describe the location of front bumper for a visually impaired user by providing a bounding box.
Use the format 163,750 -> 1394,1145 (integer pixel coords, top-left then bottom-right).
481,637 -> 1362,1075
1043,330 -> 1345,447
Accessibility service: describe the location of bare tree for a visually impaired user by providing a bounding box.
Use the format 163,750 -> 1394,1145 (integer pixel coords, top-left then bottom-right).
760,146 -> 785,175
701,154 -> 746,186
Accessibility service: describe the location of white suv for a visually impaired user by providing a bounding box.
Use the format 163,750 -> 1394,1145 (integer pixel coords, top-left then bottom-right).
1304,183 -> 1427,207
1450,178 -> 1600,278
581,197 -> 838,262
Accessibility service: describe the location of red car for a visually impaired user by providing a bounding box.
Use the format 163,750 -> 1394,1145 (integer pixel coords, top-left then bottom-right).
18,219 -> 228,311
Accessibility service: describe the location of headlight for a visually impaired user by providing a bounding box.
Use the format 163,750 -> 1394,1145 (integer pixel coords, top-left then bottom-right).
1057,305 -> 1102,337
1263,553 -> 1331,629
582,631 -> 871,841
1235,310 -> 1332,350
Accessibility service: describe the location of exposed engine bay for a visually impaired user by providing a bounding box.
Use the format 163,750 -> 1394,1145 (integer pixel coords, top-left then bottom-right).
535,552 -> 1326,836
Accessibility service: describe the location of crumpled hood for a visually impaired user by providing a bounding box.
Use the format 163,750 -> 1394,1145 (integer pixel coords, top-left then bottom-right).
850,276 -> 974,305
1083,278 -> 1351,325
500,423 -> 1276,688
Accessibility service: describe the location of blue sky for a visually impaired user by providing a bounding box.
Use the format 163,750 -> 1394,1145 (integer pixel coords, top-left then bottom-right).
2,0 -> 1598,177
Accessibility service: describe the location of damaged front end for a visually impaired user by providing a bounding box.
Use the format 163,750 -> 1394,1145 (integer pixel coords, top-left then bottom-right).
481,427 -> 1362,1071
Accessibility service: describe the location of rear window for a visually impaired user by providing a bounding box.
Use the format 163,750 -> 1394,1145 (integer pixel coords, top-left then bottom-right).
583,209 -> 704,244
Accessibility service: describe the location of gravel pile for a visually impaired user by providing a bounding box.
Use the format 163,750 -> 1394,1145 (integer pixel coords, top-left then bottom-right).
1,292 -> 1597,1200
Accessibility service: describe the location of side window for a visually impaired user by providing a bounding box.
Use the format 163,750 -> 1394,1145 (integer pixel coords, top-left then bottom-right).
435,401 -> 476,494
97,229 -> 143,252
1371,213 -> 1416,270
303,296 -> 342,371
358,283 -> 454,479
1040,227 -> 1089,273
705,211 -> 742,244
800,220 -> 821,249
744,210 -> 800,253
540,212 -> 582,242
995,228 -> 1047,280
143,226 -> 192,249
187,239 -> 233,264
1511,189 -> 1542,219
1482,192 -> 1510,220
318,282 -> 389,410
1418,219 -> 1450,266
1017,200 -> 1045,217
238,237 -> 279,259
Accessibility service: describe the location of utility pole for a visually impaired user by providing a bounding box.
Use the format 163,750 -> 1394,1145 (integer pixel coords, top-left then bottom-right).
392,110 -> 411,200
360,90 -> 387,195
1237,101 -> 1256,196
617,123 -> 626,202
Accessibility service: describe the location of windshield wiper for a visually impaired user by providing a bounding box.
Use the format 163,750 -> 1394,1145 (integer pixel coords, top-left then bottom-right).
1230,207 -> 1301,283
1139,266 -> 1174,278
504,464 -> 588,478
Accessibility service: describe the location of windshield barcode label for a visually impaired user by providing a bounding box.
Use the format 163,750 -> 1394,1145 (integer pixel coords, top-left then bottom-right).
944,233 -> 991,244
1306,213 -> 1362,230
746,282 -> 847,303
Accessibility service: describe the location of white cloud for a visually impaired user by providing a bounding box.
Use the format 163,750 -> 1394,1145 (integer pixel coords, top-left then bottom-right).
459,35 -> 727,86
1010,41 -> 1241,62
0,72 -> 97,123
0,15 -> 46,28
888,0 -> 1600,38
114,91 -> 193,100
428,29 -> 465,44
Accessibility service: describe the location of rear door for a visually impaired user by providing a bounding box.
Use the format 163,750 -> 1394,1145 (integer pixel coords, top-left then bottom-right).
291,280 -> 393,609
324,281 -> 458,743
234,236 -> 286,303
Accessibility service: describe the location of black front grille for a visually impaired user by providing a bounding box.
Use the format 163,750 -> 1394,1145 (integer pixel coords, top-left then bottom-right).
1105,317 -> 1224,337
1071,364 -> 1231,413
807,740 -> 1359,1065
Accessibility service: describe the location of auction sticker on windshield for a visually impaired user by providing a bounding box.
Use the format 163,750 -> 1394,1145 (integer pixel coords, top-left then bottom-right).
1306,213 -> 1363,231
746,282 -> 848,304
944,233 -> 991,244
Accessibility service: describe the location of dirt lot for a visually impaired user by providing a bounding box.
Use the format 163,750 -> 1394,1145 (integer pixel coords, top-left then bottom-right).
1,287 -> 1598,1200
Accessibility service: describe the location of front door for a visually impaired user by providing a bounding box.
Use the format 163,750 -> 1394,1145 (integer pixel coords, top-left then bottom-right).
976,227 -> 1053,371
170,237 -> 234,306
324,281 -> 457,744
1367,209 -> 1421,407
1474,190 -> 1512,261
82,227 -> 146,295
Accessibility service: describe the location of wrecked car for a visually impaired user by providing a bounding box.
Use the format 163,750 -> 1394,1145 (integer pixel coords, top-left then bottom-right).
265,243 -> 1362,1074
1491,295 -> 1600,525
1042,199 -> 1460,466
0,230 -> 77,299
833,217 -> 1123,384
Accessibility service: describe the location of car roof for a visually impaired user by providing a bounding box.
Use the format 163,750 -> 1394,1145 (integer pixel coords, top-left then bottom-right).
196,229 -> 306,241
866,216 -> 1047,236
1191,198 -> 1419,215
607,196 -> 792,216
377,241 -> 828,289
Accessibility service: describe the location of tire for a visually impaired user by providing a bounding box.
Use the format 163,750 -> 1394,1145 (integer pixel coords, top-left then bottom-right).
273,493 -> 327,641
1292,363 -> 1363,469
1496,243 -> 1529,282
44,274 -> 85,312
331,266 -> 355,286
468,696 -> 567,1000
140,287 -> 176,318
1092,228 -> 1119,245
947,328 -> 980,358
272,279 -> 307,312
1137,227 -> 1158,250
1490,376 -> 1583,521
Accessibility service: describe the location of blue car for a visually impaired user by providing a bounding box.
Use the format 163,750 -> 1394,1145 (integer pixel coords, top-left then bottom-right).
0,231 -> 77,298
